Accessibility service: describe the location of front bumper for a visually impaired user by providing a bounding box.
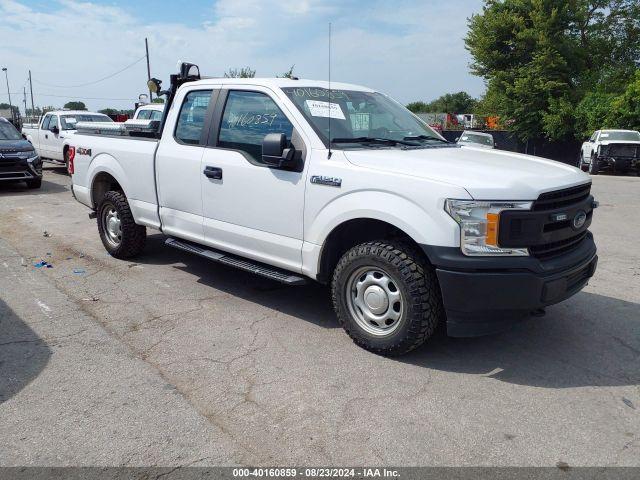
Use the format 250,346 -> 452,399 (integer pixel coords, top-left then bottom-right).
422,232 -> 597,337
596,156 -> 639,172
0,156 -> 43,182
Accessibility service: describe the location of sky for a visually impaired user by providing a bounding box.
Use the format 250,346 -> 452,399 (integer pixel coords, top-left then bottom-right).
0,0 -> 486,112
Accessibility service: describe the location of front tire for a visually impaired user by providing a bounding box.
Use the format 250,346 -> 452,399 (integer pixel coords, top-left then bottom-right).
331,241 -> 443,356
97,190 -> 146,258
589,154 -> 599,175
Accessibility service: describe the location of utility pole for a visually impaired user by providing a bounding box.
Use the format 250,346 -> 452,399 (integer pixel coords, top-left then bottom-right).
2,67 -> 13,123
23,86 -> 27,116
145,37 -> 152,101
28,70 -> 35,117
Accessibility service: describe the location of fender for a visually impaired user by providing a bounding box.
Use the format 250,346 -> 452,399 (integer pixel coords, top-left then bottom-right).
302,190 -> 461,278
86,153 -> 131,208
308,190 -> 458,248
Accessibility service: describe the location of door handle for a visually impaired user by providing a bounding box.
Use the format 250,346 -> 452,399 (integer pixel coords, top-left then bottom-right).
203,166 -> 222,180
45,134 -> 48,139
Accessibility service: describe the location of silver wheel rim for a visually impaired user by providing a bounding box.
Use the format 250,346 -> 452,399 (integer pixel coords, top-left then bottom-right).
345,266 -> 404,337
102,206 -> 122,247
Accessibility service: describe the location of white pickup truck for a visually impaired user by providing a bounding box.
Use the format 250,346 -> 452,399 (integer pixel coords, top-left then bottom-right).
23,110 -> 112,168
579,129 -> 640,175
69,63 -> 598,355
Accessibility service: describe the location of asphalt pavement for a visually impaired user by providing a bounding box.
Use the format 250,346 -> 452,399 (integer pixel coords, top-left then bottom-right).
0,166 -> 638,466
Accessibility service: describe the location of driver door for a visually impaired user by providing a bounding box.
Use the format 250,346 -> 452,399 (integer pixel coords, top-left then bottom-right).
200,87 -> 308,272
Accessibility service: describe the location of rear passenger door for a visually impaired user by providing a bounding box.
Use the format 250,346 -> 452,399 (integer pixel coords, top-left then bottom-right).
155,88 -> 218,243
199,87 -> 308,272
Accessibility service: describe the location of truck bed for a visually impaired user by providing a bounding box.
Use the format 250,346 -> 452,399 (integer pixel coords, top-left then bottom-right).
71,133 -> 161,229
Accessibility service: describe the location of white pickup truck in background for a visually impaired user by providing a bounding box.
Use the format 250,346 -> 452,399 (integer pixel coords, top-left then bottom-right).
68,62 -> 598,355
22,110 -> 112,168
132,103 -> 164,121
579,129 -> 640,175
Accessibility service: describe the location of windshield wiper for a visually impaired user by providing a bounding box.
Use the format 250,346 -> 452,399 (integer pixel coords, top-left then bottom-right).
403,135 -> 449,143
332,137 -> 419,146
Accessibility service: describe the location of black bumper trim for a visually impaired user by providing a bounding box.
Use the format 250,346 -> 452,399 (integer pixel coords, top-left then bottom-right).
421,235 -> 597,337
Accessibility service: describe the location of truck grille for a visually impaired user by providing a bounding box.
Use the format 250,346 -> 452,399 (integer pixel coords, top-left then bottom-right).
499,183 -> 593,260
606,144 -> 639,158
532,183 -> 591,211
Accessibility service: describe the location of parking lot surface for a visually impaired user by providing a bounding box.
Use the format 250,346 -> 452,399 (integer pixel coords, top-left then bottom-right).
0,167 -> 638,466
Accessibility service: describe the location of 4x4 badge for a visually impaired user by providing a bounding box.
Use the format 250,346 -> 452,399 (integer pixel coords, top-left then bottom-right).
311,176 -> 342,187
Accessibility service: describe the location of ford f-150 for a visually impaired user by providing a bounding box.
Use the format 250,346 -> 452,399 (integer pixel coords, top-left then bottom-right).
23,110 -> 112,169
68,63 -> 598,355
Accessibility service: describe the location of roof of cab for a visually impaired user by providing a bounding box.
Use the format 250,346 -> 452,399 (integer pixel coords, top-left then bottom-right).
186,77 -> 376,92
45,110 -> 110,116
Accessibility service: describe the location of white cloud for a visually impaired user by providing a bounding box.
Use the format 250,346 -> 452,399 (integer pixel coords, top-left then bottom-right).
0,0 -> 485,112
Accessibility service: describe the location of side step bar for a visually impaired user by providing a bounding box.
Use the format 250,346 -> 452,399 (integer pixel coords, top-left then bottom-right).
165,237 -> 307,285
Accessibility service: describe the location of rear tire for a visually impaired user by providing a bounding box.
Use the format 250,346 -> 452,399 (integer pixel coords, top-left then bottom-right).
331,240 -> 443,356
26,178 -> 42,189
64,149 -> 70,175
97,190 -> 146,258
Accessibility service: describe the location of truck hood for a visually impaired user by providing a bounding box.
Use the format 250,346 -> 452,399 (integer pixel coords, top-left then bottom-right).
599,140 -> 640,146
343,146 -> 589,200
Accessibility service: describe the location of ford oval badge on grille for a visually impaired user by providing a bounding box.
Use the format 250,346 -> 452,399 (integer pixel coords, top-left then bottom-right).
572,210 -> 587,230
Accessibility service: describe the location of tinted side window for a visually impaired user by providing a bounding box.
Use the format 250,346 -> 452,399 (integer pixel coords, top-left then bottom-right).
175,90 -> 212,145
150,110 -> 163,121
41,115 -> 51,130
49,116 -> 59,130
137,110 -> 151,120
218,91 -> 294,162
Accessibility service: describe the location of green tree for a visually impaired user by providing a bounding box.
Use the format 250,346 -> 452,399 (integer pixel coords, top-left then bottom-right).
98,108 -> 120,115
224,67 -> 256,78
151,97 -> 165,104
406,92 -> 477,113
406,101 -> 430,113
608,70 -> 640,130
574,91 -> 617,138
466,0 -> 640,141
63,101 -> 87,111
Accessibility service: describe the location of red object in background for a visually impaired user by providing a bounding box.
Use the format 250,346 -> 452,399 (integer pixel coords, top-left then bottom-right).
429,123 -> 443,133
67,146 -> 75,175
107,114 -> 130,122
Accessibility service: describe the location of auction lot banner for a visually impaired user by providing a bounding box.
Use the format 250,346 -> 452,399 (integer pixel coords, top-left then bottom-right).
0,468 -> 639,480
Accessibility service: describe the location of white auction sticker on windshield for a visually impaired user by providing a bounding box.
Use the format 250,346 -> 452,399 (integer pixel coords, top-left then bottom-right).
305,100 -> 346,120
65,117 -> 77,123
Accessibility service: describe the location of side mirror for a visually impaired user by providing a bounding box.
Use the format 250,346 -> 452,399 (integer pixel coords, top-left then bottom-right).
51,125 -> 59,135
262,133 -> 297,169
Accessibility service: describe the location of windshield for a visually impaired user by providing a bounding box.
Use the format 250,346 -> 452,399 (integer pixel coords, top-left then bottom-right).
600,131 -> 640,142
282,87 -> 444,148
0,120 -> 22,140
61,114 -> 112,130
459,133 -> 493,146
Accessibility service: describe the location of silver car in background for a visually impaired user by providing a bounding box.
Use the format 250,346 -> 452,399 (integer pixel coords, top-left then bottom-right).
456,130 -> 495,149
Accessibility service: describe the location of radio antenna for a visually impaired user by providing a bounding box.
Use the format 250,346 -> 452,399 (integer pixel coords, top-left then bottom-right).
328,22 -> 332,159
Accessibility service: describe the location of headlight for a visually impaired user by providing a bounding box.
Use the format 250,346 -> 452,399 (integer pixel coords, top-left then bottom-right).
17,150 -> 38,161
445,199 -> 532,256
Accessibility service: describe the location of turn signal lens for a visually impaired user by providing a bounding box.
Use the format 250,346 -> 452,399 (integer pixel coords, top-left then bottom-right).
486,213 -> 499,246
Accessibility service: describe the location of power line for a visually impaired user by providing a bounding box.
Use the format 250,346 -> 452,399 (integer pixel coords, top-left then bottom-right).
33,55 -> 146,88
2,91 -> 134,101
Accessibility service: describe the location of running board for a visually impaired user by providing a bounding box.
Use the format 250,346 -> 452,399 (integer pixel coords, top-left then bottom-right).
165,237 -> 307,285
